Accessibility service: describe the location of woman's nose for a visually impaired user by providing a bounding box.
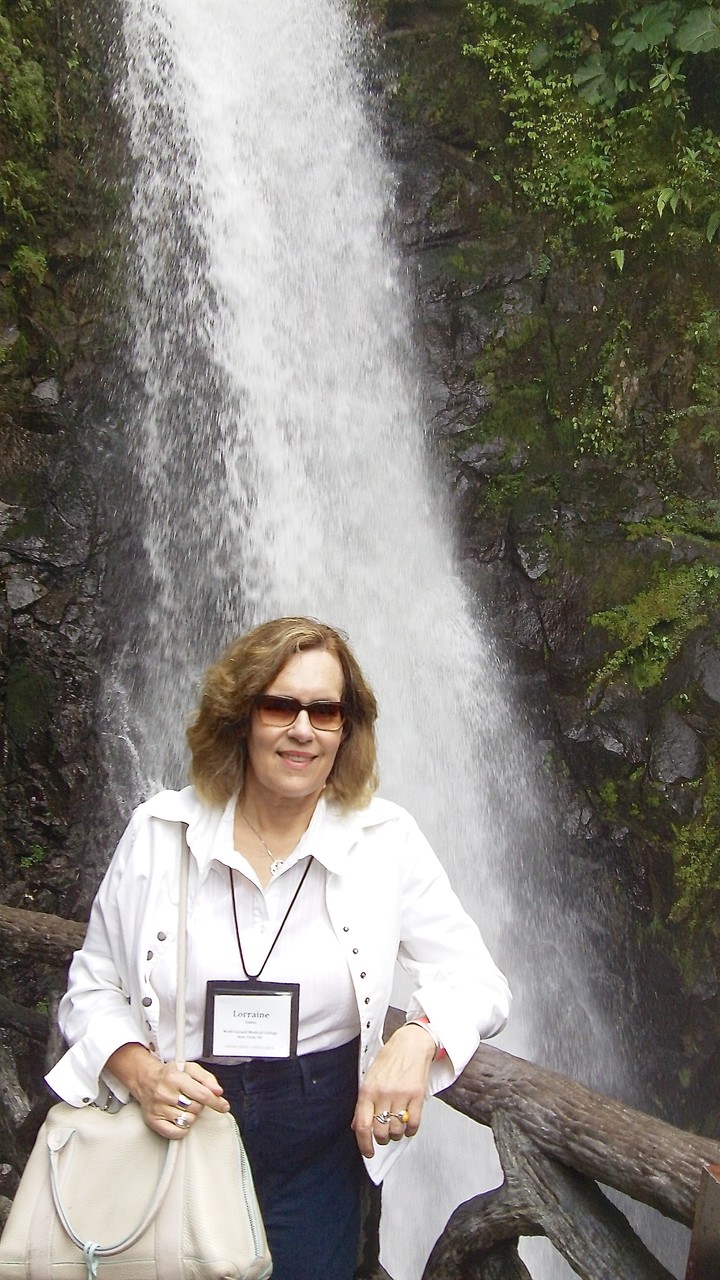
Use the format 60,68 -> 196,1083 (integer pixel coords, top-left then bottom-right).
288,710 -> 314,739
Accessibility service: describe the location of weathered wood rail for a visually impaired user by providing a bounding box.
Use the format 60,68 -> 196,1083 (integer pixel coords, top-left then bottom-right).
384,1008 -> 720,1279
0,908 -> 718,1277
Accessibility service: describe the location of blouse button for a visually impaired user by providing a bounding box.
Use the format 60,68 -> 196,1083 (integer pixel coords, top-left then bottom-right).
352,948 -> 359,955
360,972 -> 366,979
142,996 -> 152,1007
364,997 -> 370,1005
366,1021 -> 371,1029
146,951 -> 153,961
82,1096 -> 91,1103
342,926 -> 349,933
157,932 -> 167,942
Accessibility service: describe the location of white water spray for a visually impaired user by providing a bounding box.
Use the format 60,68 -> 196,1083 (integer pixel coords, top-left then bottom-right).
109,1 -> 664,1276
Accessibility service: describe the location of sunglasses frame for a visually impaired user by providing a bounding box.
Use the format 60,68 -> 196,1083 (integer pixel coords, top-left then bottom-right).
253,694 -> 347,732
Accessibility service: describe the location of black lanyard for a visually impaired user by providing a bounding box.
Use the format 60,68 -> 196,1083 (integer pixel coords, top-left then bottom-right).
228,858 -> 313,981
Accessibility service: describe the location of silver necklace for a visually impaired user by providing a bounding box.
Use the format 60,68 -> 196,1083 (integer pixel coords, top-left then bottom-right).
240,809 -> 284,876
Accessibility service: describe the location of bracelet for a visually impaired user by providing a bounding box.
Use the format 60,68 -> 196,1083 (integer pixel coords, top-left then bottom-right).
405,1016 -> 446,1060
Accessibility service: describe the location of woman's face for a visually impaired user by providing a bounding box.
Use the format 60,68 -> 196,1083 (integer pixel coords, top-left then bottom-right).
244,648 -> 345,809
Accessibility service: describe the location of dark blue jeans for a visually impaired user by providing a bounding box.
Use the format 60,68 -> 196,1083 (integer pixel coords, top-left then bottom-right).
209,1038 -> 364,1280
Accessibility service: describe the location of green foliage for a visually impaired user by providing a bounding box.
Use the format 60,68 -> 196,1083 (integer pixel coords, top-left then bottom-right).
670,761 -> 720,932
475,471 -> 526,515
0,14 -> 48,141
0,0 -> 113,368
463,0 -> 720,258
590,563 -> 720,688
10,242 -> 47,285
19,842 -> 46,869
0,9 -> 50,234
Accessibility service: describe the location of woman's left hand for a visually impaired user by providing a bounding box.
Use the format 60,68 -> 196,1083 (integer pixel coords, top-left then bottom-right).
351,1022 -> 436,1158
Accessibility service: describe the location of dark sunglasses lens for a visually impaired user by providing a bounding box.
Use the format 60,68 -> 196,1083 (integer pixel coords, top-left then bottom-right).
308,703 -> 344,730
256,696 -> 298,726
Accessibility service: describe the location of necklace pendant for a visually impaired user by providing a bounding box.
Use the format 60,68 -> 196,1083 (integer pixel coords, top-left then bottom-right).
270,859 -> 284,876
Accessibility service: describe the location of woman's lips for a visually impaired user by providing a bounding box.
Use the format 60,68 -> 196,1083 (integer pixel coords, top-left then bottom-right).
278,751 -> 316,768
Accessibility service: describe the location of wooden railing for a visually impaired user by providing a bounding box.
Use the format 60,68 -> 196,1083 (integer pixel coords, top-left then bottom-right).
0,908 -> 718,1278
377,1008 -> 720,1280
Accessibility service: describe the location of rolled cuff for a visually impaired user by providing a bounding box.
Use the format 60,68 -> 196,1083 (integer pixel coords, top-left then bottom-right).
44,1012 -> 148,1107
407,976 -> 511,1082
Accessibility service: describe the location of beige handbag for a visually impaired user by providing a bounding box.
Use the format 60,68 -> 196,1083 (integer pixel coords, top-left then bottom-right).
0,828 -> 272,1280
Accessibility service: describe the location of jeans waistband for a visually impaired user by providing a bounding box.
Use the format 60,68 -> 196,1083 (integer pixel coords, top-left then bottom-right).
203,1035 -> 360,1090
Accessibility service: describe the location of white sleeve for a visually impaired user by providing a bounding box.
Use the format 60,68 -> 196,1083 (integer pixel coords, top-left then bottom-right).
45,812 -> 150,1107
396,816 -> 511,1093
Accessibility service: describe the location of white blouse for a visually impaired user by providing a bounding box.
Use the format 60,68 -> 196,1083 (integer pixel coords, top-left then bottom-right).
152,813 -> 361,1060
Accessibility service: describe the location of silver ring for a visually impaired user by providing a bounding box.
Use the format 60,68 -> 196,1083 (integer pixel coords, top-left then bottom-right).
174,1113 -> 191,1129
177,1092 -> 192,1109
374,1110 -> 392,1125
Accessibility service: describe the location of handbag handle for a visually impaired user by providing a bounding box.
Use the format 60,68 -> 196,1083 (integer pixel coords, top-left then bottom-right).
49,1133 -> 179,1271
47,822 -> 192,1278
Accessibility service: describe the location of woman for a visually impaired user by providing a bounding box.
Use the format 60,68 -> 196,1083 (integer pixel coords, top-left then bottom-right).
47,617 -> 510,1280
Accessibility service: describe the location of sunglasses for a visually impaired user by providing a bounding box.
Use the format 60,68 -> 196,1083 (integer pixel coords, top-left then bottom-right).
253,694 -> 346,732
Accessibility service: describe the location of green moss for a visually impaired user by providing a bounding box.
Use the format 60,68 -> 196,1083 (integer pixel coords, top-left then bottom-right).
590,563 -> 720,689
480,383 -> 548,440
475,472 -> 526,516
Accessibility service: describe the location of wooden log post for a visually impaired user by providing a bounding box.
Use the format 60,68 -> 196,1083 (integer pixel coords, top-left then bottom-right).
424,1110 -> 676,1280
685,1165 -> 720,1279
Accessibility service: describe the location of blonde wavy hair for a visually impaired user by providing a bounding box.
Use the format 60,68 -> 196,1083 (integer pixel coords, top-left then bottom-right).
187,617 -> 378,809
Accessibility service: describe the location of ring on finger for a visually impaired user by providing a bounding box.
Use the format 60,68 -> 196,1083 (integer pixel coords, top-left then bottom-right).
174,1113 -> 191,1129
177,1092 -> 192,1109
374,1110 -> 392,1125
393,1109 -> 410,1124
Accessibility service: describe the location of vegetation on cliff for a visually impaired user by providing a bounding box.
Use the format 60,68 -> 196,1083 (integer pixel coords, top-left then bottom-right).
376,0 -> 720,1093
0,0 -> 115,386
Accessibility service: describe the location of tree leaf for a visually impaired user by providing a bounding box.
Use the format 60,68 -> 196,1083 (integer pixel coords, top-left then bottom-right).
613,2 -> 677,53
528,41 -> 551,69
675,7 -> 720,52
574,53 -> 617,105
707,210 -> 720,242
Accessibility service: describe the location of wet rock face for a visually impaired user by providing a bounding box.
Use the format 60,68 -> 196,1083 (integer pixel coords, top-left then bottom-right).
0,382 -> 111,921
379,7 -> 720,1125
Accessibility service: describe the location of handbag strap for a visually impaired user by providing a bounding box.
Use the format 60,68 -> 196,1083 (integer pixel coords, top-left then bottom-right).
175,823 -> 190,1070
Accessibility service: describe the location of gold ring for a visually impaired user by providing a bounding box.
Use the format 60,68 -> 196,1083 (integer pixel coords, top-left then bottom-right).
393,1109 -> 410,1124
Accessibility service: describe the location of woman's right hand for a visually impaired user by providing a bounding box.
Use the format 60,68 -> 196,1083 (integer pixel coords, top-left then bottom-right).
105,1043 -> 230,1139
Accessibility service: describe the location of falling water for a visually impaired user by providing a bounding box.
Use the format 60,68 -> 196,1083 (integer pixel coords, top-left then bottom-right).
105,1 -> 683,1276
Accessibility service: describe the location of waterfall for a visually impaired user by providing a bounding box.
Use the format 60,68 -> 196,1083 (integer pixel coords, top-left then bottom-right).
106,1 -> 677,1276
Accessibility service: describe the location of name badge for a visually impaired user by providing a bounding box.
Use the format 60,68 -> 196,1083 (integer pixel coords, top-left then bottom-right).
203,980 -> 300,1061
